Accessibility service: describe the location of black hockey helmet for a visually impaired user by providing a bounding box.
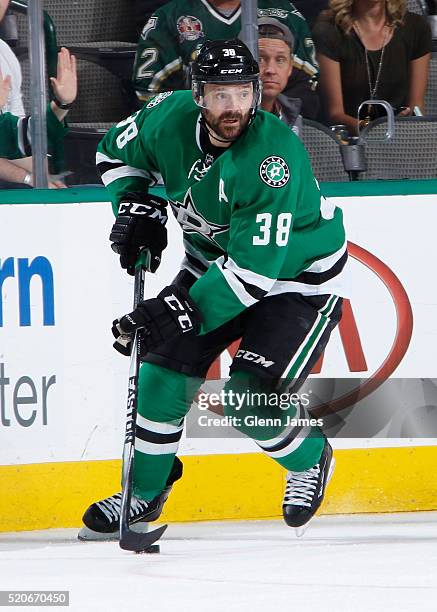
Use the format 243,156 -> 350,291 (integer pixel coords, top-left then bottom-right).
192,39 -> 261,124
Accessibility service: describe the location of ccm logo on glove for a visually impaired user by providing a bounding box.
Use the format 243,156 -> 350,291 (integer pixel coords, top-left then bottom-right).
110,193 -> 168,275
118,201 -> 167,224
163,294 -> 197,331
112,285 -> 203,356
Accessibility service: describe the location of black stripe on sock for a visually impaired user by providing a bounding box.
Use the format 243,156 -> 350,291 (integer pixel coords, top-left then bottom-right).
257,405 -> 306,453
135,424 -> 183,445
258,424 -> 304,453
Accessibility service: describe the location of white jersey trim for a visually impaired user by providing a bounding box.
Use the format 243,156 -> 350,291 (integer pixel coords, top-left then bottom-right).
303,241 -> 347,273
181,258 -> 203,278
199,0 -> 241,24
17,117 -> 26,156
267,260 -> 351,299
195,113 -> 202,153
96,151 -> 124,165
148,58 -> 183,93
215,256 -> 257,308
292,55 -> 318,76
223,256 -> 275,292
100,165 -> 151,186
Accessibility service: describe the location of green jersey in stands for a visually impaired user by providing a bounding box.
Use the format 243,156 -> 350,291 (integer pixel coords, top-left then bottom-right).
97,90 -> 346,334
0,103 -> 68,160
133,0 -> 317,100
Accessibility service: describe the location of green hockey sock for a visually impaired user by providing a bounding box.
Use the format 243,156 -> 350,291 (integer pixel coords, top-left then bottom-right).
132,362 -> 201,501
223,370 -> 324,472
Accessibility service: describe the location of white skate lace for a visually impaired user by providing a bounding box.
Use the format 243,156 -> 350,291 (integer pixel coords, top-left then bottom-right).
283,465 -> 320,508
96,493 -> 149,522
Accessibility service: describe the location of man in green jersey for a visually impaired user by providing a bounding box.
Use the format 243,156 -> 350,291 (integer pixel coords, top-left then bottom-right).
79,39 -> 348,541
133,0 -> 319,118
0,47 -> 77,187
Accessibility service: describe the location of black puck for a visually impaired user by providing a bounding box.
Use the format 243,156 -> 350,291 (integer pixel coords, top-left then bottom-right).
135,544 -> 160,554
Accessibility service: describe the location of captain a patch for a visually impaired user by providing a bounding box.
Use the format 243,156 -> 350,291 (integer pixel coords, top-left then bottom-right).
259,156 -> 290,188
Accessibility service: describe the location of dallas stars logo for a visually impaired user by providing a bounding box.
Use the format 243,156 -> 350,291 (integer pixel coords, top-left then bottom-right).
169,188 -> 229,248
259,156 -> 290,188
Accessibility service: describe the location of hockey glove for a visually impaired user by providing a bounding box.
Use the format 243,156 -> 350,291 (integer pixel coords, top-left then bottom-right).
112,285 -> 203,356
109,193 -> 168,275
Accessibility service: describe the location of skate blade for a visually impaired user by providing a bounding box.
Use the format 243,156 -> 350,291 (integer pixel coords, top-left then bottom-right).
78,522 -> 150,542
327,456 -> 336,485
294,525 -> 308,538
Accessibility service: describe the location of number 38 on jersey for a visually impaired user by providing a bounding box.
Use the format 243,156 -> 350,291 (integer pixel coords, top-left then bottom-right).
253,212 -> 292,247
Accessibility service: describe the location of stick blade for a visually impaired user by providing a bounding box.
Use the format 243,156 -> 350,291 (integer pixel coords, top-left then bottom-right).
119,524 -> 168,553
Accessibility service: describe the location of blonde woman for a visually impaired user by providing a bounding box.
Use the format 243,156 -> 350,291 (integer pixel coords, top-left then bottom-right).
313,0 -> 432,134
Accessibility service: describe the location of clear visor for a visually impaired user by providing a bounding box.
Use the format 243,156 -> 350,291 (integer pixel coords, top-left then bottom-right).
193,81 -> 258,113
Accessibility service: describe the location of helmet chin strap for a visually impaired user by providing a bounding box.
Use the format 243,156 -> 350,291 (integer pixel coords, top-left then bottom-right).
199,114 -> 236,144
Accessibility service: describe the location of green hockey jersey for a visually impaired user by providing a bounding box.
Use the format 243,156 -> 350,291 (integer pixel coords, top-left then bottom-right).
97,90 -> 347,334
0,103 -> 68,160
133,0 -> 317,99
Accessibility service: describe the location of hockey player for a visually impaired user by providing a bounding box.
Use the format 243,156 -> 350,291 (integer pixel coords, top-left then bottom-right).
80,39 -> 348,540
133,0 -> 319,118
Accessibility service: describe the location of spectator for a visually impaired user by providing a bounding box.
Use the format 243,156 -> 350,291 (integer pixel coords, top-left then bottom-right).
0,1 -> 23,116
133,0 -> 320,118
293,0 -> 329,28
1,0 -> 36,188
313,0 -> 432,134
258,17 -> 303,137
0,47 -> 77,188
134,0 -> 169,38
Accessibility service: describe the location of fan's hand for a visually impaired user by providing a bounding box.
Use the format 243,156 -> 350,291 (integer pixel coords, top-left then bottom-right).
50,47 -> 77,106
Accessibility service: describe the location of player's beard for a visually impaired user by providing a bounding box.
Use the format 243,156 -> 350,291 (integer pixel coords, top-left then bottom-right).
203,109 -> 250,142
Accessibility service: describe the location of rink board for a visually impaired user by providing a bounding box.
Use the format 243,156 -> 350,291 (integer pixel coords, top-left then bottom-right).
1,180 -> 437,531
1,447 -> 437,532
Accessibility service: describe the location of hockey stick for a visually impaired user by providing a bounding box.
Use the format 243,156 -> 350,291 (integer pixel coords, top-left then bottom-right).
119,253 -> 168,553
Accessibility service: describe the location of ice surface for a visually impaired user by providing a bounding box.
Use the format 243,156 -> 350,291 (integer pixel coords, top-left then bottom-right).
1,512 -> 436,612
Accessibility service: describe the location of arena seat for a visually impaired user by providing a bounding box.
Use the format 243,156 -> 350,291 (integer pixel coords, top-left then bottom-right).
359,116 -> 437,179
44,0 -> 138,182
406,0 -> 428,14
46,0 -> 136,99
64,123 -> 113,185
11,1 -> 140,182
67,60 -> 129,123
425,53 -> 437,116
301,120 -> 350,182
42,0 -> 137,45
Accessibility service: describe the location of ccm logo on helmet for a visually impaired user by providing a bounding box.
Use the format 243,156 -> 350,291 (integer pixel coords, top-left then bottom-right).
220,68 -> 243,74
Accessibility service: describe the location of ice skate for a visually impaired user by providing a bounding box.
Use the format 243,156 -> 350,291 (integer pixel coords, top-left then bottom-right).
78,457 -> 182,541
282,441 -> 335,536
